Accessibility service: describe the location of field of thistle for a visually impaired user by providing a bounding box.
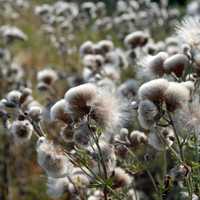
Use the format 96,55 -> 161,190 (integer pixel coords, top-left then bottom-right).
0,0 -> 200,200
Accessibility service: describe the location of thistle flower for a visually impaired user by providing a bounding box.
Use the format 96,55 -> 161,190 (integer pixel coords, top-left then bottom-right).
6,90 -> 22,105
138,78 -> 169,102
10,120 -> 33,144
50,99 -> 71,123
90,89 -> 129,130
137,100 -> 159,129
47,176 -> 69,198
64,83 -> 97,120
80,41 -> 94,57
83,54 -> 104,71
111,167 -> 132,189
97,40 -> 114,54
164,82 -> 190,112
163,54 -> 189,77
124,31 -> 149,49
139,52 -> 168,78
176,17 -> 200,50
129,130 -> 148,147
148,127 -> 175,151
37,68 -> 58,86
36,137 -> 73,178
27,106 -> 42,122
0,25 -> 28,43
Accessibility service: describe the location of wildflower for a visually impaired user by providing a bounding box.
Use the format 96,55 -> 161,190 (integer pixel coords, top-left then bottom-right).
0,25 -> 27,43
138,78 -> 169,102
64,83 -> 97,120
148,127 -> 175,151
36,137 -> 73,178
10,120 -> 33,144
139,52 -> 168,77
37,68 -> 58,86
90,89 -> 129,130
164,82 -> 190,112
129,130 -> 148,147
137,100 -> 159,129
27,106 -> 42,122
80,41 -> 94,57
176,17 -> 200,50
163,53 -> 189,77
111,167 -> 132,189
50,99 -> 71,123
6,90 -> 22,105
83,54 -> 104,71
124,31 -> 149,49
97,40 -> 114,54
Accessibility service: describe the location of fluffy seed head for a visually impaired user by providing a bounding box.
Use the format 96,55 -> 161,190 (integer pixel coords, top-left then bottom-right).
37,68 -> 58,85
124,31 -> 149,49
64,83 -> 97,120
138,78 -> 169,102
80,41 -> 94,56
129,130 -> 148,147
163,54 -> 189,77
10,120 -> 33,143
50,99 -> 71,123
97,40 -> 114,54
176,17 -> 200,50
111,167 -> 132,189
7,90 -> 22,105
164,82 -> 190,112
139,52 -> 168,77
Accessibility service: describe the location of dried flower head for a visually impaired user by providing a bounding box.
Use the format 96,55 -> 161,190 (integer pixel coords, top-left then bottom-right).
176,17 -> 200,50
138,78 -> 169,102
164,82 -> 190,112
80,41 -> 94,57
64,83 -> 97,120
129,130 -> 148,147
124,31 -> 149,49
10,120 -> 33,144
50,99 -> 71,123
37,68 -> 58,85
139,52 -> 168,77
111,167 -> 132,189
163,54 -> 189,77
